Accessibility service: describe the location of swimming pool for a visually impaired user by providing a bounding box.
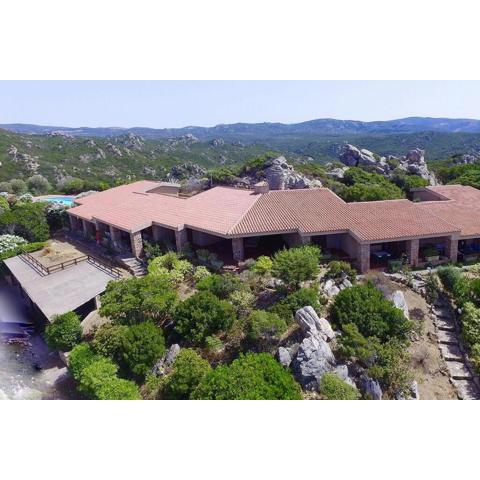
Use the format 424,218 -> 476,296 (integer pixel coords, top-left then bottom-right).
42,196 -> 75,207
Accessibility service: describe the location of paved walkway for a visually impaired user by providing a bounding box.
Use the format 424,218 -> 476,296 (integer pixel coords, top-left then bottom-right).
431,294 -> 480,400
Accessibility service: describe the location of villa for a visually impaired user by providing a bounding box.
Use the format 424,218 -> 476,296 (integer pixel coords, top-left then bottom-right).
67,181 -> 480,273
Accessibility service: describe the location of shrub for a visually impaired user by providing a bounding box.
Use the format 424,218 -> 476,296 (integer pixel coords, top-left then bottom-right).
271,245 -> 321,288
61,177 -> 85,194
368,339 -> 413,397
92,323 -> 129,363
0,202 -> 49,242
228,289 -> 255,318
325,260 -> 357,283
425,273 -> 440,304
45,203 -> 69,231
27,174 -> 51,195
193,265 -> 211,283
44,311 -> 82,351
174,291 -> 236,344
460,302 -> 480,348
120,322 -> 166,380
196,273 -> 243,299
148,252 -> 193,284
319,373 -> 359,400
162,349 -> 211,399
270,287 -> 322,324
247,310 -> 287,343
0,182 -> 13,194
99,275 -> 178,325
68,343 -> 102,381
330,282 -> 411,342
337,323 -> 380,365
9,179 -> 28,196
192,353 -> 302,400
0,197 -> 10,215
437,266 -> 462,292
452,276 -> 472,306
0,234 -> 26,254
204,335 -> 224,355
78,357 -> 118,398
251,255 -> 273,274
96,377 -> 140,400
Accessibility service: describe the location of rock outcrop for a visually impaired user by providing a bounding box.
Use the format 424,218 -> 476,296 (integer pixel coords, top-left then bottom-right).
388,290 -> 409,319
295,306 -> 335,341
152,344 -> 180,376
264,156 -> 322,190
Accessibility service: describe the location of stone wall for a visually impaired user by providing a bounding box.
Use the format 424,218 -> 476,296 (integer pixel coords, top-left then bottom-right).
175,228 -> 188,253
130,231 -> 144,257
232,237 -> 244,261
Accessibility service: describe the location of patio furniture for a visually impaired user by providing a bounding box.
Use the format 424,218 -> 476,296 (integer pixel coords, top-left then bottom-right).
371,250 -> 392,260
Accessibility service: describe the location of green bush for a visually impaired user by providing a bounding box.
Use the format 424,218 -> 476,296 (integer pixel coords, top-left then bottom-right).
437,266 -> 462,292
460,302 -> 480,348
78,357 -> 118,398
174,291 -> 236,344
99,275 -> 178,325
192,353 -> 302,400
0,202 -> 50,242
325,260 -> 356,283
368,339 -> 413,397
44,311 -> 82,351
204,335 -> 224,355
228,289 -> 255,318
270,287 -> 322,324
120,322 -> 166,380
425,273 -> 440,304
251,255 -> 273,274
92,323 -> 129,363
272,245 -> 321,288
68,343 -> 102,382
0,197 -> 10,215
330,282 -> 411,342
319,373 -> 359,400
27,174 -> 51,195
193,265 -> 211,283
196,273 -> 243,299
163,349 -> 211,399
96,376 -> 140,400
337,323 -> 380,364
247,310 -> 287,343
9,179 -> 28,196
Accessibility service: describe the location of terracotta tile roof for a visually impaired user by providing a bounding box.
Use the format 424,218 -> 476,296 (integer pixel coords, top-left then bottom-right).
68,181 -> 479,243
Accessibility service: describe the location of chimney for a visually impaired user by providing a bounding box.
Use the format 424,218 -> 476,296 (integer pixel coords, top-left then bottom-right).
254,181 -> 269,194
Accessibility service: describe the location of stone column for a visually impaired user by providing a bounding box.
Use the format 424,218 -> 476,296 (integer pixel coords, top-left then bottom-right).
130,231 -> 144,257
358,243 -> 370,273
82,219 -> 90,237
232,237 -> 245,262
175,228 -> 188,253
445,235 -> 459,263
109,225 -> 122,251
69,215 -> 78,232
406,238 -> 419,267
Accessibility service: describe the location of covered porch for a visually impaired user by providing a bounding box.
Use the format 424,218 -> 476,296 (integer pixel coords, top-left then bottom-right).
458,237 -> 480,263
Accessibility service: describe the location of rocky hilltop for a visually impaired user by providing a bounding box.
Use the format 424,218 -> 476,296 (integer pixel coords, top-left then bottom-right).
339,144 -> 437,185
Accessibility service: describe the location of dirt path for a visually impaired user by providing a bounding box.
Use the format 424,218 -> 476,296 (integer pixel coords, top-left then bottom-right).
385,281 -> 457,399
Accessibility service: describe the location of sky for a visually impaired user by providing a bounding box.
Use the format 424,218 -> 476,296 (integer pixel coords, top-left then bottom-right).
1,81 -> 480,129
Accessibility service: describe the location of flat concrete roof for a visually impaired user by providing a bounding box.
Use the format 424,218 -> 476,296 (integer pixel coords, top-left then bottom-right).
4,256 -> 116,320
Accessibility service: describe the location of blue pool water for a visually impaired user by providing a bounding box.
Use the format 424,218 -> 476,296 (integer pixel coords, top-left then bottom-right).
42,196 -> 74,207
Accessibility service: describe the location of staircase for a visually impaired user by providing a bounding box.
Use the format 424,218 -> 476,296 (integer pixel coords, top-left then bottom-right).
118,256 -> 147,277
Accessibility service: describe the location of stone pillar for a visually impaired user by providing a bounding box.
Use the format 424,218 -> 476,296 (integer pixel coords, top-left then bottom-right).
109,225 -> 122,251
300,235 -> 311,245
445,235 -> 459,263
232,237 -> 245,262
406,238 -> 419,267
358,243 -> 370,273
130,231 -> 144,257
175,228 -> 188,253
82,219 -> 89,237
69,215 -> 77,231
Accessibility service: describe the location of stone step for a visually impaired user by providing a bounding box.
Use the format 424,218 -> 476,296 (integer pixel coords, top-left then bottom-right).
446,361 -> 472,380
439,343 -> 463,361
437,330 -> 459,345
432,307 -> 451,318
452,379 -> 480,399
435,317 -> 456,332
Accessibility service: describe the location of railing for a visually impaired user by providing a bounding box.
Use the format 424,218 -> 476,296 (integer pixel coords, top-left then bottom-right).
20,251 -> 122,278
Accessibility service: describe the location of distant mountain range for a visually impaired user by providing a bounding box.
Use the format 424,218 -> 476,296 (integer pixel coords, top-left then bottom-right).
3,117 -> 480,140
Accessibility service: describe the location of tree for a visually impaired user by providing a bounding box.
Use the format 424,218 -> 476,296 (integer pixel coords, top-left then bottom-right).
44,311 -> 82,351
9,179 -> 28,196
27,174 -> 51,195
174,291 -> 236,344
325,260 -> 357,283
92,323 -> 129,363
319,373 -> 359,400
271,245 -> 321,288
330,282 -> 411,342
196,272 -> 243,299
99,275 -> 178,325
247,310 -> 287,343
61,177 -> 85,194
163,349 -> 211,399
120,322 -> 166,379
192,353 -> 302,400
68,343 -> 102,382
0,182 -> 13,193
336,323 -> 380,365
0,202 -> 50,242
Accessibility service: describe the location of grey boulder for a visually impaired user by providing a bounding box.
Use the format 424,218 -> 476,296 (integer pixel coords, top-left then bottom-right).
359,375 -> 383,400
388,290 -> 409,319
295,306 -> 335,341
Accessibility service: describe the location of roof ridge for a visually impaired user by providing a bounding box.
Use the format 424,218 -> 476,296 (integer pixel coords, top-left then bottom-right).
227,191 -> 264,235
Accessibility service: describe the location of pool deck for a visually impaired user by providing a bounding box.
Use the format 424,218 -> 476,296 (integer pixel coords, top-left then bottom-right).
4,255 -> 116,320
